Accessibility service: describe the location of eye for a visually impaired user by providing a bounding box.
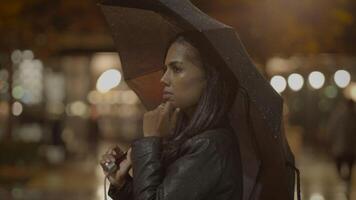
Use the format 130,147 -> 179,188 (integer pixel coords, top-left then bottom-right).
172,65 -> 182,73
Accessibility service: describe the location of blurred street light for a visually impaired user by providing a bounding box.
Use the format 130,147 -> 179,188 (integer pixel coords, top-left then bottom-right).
333,69 -> 351,88
96,69 -> 122,93
288,73 -> 304,91
308,71 -> 325,89
66,101 -> 88,117
310,192 -> 325,200
343,82 -> 356,102
270,75 -> 287,93
12,101 -> 23,116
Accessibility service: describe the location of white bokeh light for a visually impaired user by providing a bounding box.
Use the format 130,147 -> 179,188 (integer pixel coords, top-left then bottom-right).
15,59 -> 43,104
22,50 -> 34,60
310,192 -> 325,200
288,73 -> 304,91
96,69 -> 122,93
343,82 -> 356,102
12,101 -> 23,116
11,50 -> 22,64
270,75 -> 287,93
349,83 -> 356,102
308,71 -> 325,89
334,70 -> 351,88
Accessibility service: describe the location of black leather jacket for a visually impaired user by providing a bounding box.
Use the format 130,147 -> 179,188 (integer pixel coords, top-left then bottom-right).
108,128 -> 243,200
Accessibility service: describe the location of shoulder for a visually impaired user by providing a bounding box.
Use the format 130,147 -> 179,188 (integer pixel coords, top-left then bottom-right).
180,128 -> 235,155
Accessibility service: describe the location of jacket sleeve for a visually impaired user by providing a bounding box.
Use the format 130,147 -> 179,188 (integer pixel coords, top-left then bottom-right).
131,135 -> 223,200
108,175 -> 134,200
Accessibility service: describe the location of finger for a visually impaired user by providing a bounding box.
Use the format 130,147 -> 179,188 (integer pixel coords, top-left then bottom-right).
109,145 -> 117,155
100,158 -> 107,165
106,145 -> 115,154
170,107 -> 180,130
111,149 -> 117,156
102,155 -> 115,163
154,103 -> 165,113
128,167 -> 133,177
158,103 -> 165,110
120,159 -> 132,171
162,101 -> 174,120
126,148 -> 132,163
116,159 -> 132,178
114,145 -> 124,156
101,154 -> 109,163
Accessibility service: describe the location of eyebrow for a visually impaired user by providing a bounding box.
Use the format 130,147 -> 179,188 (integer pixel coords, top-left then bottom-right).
164,61 -> 183,68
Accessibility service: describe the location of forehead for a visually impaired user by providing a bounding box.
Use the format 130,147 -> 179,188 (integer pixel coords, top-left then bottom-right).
164,40 -> 201,65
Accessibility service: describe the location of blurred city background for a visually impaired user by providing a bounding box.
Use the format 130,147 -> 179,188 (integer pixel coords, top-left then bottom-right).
0,0 -> 355,199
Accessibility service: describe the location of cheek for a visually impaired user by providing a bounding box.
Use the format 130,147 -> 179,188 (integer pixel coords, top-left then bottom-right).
171,76 -> 206,108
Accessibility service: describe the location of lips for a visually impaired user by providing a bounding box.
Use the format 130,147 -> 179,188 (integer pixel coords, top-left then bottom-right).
163,91 -> 173,101
163,91 -> 172,95
163,93 -> 172,98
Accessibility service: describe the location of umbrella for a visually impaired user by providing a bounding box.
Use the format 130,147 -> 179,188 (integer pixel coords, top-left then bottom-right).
99,0 -> 299,199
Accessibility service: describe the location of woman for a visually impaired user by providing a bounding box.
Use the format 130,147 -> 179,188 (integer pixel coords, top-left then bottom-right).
100,34 -> 243,200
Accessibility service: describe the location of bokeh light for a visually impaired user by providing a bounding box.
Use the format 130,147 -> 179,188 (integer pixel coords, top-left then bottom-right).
12,101 -> 23,116
324,85 -> 338,98
96,69 -> 122,93
66,101 -> 88,117
310,192 -> 325,200
16,58 -> 44,104
333,70 -> 351,88
349,84 -> 356,102
270,75 -> 287,93
22,50 -> 34,60
12,86 -> 25,99
343,82 -> 356,102
308,71 -> 325,89
11,49 -> 22,64
122,90 -> 139,105
288,73 -> 304,91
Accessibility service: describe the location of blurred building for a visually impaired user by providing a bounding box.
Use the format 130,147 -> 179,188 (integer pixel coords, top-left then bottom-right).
0,0 -> 355,199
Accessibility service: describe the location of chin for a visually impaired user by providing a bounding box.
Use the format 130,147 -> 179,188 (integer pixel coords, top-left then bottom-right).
169,100 -> 178,108
163,99 -> 177,107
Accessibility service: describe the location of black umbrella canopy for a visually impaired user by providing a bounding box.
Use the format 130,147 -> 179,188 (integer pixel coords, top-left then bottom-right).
99,0 -> 297,199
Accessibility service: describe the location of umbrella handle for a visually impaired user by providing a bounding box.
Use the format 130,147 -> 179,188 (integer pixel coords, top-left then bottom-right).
286,161 -> 301,200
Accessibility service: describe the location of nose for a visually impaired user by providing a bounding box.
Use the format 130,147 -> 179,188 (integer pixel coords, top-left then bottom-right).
160,69 -> 170,86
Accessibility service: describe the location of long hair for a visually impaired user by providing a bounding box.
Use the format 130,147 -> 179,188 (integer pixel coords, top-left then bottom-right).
161,33 -> 239,166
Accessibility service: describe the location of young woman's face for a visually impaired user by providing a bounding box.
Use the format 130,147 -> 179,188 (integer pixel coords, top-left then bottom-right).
161,39 -> 206,110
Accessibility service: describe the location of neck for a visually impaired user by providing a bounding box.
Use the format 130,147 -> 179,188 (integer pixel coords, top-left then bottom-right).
183,105 -> 197,121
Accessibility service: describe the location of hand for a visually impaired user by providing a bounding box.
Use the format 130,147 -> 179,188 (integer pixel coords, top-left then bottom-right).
100,147 -> 133,188
143,101 -> 180,137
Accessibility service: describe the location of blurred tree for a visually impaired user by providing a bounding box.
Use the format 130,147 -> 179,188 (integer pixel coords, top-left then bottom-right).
0,0 -> 355,61
0,0 -> 110,57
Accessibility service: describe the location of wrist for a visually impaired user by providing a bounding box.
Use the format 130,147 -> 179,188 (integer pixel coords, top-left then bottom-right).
112,179 -> 126,190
